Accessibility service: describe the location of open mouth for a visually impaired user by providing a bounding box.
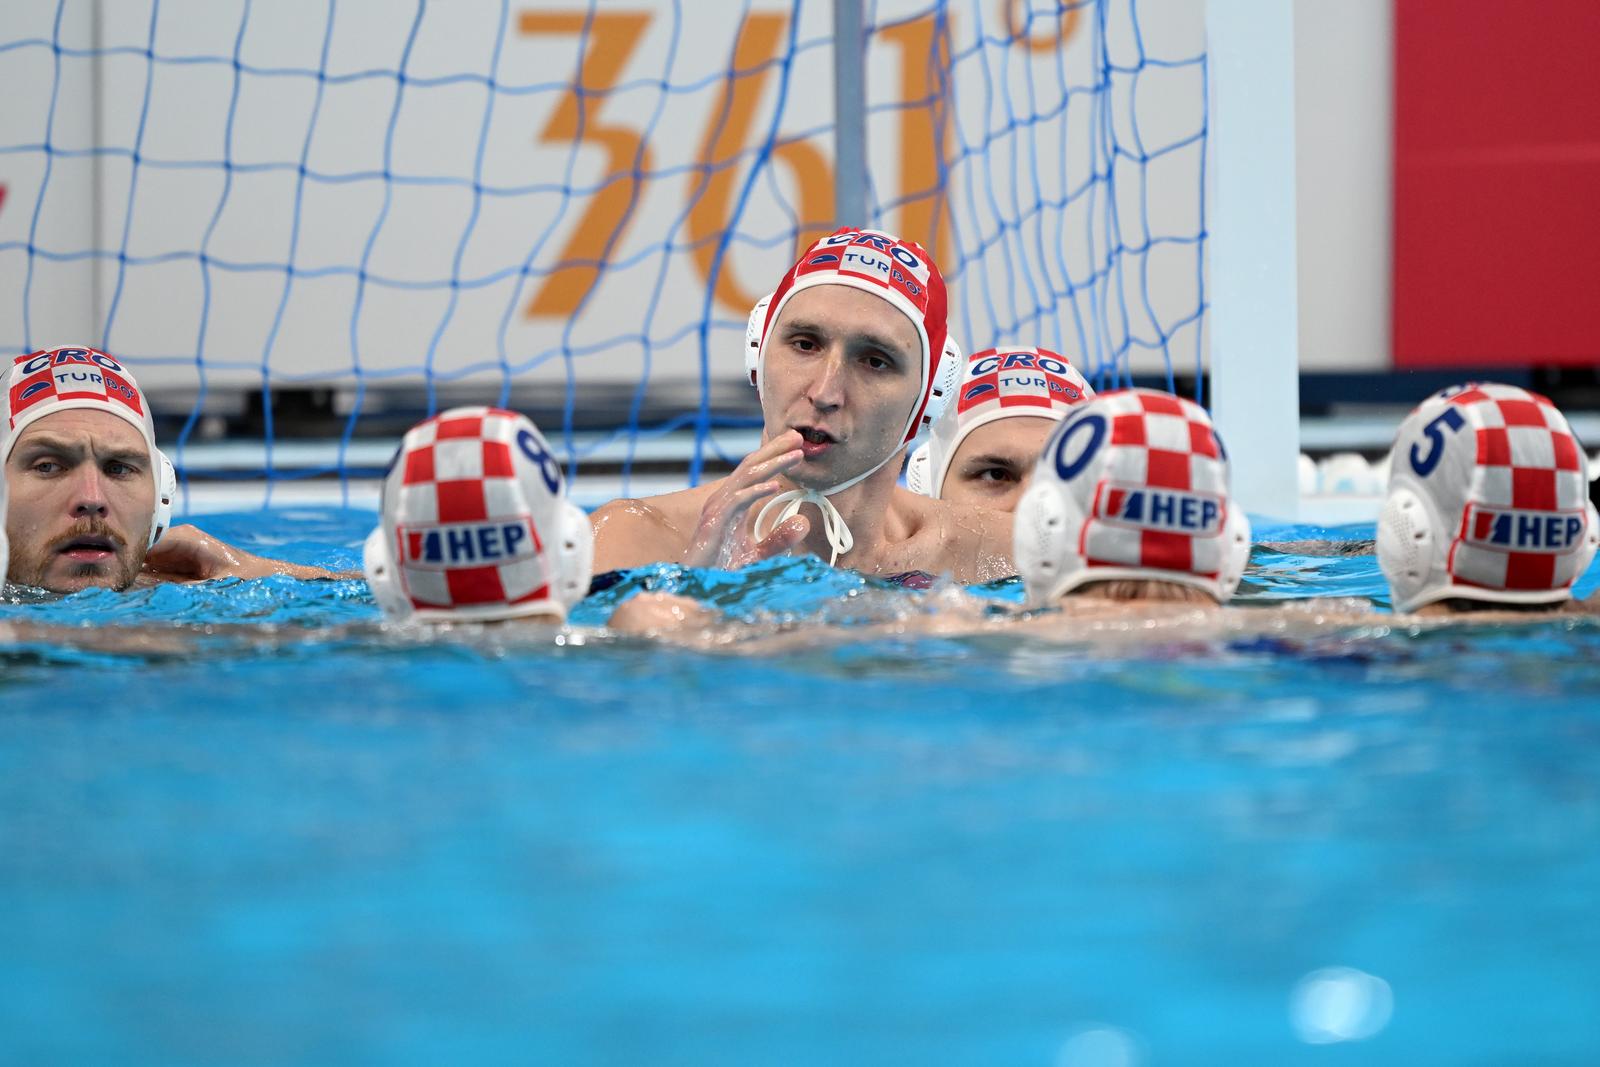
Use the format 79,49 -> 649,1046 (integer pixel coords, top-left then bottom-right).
57,535 -> 118,562
796,425 -> 838,447
794,425 -> 837,457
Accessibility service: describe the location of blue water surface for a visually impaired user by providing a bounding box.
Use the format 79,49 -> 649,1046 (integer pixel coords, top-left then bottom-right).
3,509 -> 1599,1066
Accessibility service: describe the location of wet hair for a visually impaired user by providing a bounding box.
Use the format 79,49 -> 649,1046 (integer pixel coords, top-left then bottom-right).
1076,579 -> 1216,604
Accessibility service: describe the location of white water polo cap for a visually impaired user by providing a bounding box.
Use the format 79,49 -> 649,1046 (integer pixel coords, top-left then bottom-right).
1378,383 -> 1598,613
745,227 -> 961,564
363,407 -> 594,623
0,344 -> 175,548
1014,388 -> 1251,605
906,346 -> 1094,498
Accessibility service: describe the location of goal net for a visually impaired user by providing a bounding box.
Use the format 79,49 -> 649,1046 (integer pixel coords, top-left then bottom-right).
0,0 -> 1207,498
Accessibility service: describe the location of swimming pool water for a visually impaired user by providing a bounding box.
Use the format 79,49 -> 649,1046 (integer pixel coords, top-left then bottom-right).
3,509 -> 1599,1065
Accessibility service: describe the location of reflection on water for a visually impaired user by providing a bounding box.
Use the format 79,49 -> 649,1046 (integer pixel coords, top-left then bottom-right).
1290,966 -> 1394,1044
2,509 -> 1599,1065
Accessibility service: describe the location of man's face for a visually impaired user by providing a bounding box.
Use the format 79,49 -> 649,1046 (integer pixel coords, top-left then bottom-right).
761,285 -> 924,490
942,415 -> 1056,512
4,409 -> 154,592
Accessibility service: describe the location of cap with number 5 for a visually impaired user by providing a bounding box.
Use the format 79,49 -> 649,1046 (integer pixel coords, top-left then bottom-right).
1378,383 -> 1598,612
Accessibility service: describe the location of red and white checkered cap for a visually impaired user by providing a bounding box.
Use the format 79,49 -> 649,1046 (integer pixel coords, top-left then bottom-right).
0,344 -> 175,548
1014,388 -> 1251,604
363,406 -> 593,623
906,346 -> 1094,498
1379,382 -> 1598,612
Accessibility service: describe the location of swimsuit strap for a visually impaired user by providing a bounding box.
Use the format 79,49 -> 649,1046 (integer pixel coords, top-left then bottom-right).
753,488 -> 855,567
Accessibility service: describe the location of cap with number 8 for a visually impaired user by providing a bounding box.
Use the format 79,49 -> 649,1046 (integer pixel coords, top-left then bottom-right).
363,406 -> 593,623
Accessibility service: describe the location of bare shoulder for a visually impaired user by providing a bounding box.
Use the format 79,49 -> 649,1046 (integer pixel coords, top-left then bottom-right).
890,490 -> 1015,583
589,482 -> 718,572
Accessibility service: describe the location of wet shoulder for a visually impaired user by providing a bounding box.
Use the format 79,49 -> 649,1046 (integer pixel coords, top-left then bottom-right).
590,482 -> 720,571
889,490 -> 1014,582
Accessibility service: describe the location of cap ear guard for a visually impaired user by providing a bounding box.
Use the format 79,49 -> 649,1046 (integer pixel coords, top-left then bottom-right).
905,442 -> 933,497
745,293 -> 773,386
550,499 -> 596,615
362,526 -> 414,620
150,450 -> 176,547
1217,502 -> 1252,602
1377,485 -> 1443,613
918,334 -> 962,432
1013,477 -> 1084,608
1576,498 -> 1600,581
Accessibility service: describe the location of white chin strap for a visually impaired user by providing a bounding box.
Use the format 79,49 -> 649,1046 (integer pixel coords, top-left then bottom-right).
750,451 -> 897,567
752,488 -> 855,566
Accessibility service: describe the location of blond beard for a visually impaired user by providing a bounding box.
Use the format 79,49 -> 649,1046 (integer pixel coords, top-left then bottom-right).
6,516 -> 147,592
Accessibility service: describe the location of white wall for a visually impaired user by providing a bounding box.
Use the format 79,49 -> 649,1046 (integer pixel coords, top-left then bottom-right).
0,0 -> 1397,393
0,1 -> 98,347
1295,0 -> 1393,372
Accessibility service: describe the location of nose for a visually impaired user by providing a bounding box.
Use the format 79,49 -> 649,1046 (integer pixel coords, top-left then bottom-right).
69,465 -> 109,519
805,346 -> 846,412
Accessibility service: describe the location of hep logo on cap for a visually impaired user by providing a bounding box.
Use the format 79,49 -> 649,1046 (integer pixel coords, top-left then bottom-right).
1013,388 -> 1251,605
1379,382 -> 1599,611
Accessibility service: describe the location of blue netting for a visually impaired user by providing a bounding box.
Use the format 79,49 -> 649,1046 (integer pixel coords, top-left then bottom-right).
0,0 -> 1206,500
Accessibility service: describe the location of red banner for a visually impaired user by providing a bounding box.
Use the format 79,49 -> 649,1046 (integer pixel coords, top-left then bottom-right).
1393,0 -> 1600,367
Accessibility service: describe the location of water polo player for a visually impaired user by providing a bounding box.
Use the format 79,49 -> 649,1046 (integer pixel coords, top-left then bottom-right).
610,388 -> 1265,642
2,344 -> 337,592
1378,382 -> 1599,615
590,227 -> 1013,583
1013,387 -> 1252,608
363,406 -> 595,624
906,345 -> 1093,511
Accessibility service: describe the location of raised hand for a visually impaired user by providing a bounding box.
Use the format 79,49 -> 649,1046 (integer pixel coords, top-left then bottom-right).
682,430 -> 811,569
